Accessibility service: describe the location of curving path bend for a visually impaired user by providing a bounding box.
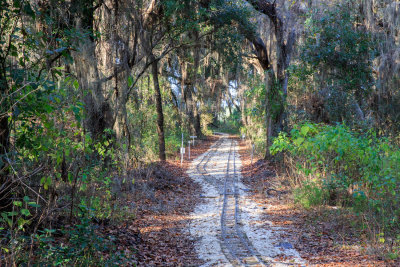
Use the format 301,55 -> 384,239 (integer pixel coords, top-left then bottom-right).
187,134 -> 305,267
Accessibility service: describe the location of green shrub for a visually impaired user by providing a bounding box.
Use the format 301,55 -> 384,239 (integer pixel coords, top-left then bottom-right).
165,135 -> 181,156
35,215 -> 129,266
0,211 -> 130,266
271,122 -> 400,233
294,180 -> 328,209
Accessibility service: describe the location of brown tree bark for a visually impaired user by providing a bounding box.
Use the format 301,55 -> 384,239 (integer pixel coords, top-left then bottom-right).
150,54 -> 166,161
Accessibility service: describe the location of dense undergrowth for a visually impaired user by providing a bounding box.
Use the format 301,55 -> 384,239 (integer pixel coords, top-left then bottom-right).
0,86 -> 201,265
0,95 -> 183,265
270,122 -> 400,258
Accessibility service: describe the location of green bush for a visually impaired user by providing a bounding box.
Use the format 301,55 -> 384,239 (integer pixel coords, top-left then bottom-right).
165,134 -> 181,157
294,180 -> 328,209
34,214 -> 128,266
0,210 -> 129,266
271,122 -> 400,233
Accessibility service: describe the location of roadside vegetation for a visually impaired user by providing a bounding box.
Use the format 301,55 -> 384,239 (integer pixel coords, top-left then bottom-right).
271,123 -> 400,258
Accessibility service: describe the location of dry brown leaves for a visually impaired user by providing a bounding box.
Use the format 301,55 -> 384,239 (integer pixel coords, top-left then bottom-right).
120,137 -> 217,266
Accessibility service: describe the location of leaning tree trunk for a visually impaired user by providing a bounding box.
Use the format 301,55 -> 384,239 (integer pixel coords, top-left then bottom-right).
151,54 -> 166,161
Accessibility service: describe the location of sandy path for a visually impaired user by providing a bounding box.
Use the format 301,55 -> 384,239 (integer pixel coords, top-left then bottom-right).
187,135 -> 305,266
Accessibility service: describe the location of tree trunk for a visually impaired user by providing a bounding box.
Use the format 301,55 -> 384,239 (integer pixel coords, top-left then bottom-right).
71,0 -> 116,139
73,39 -> 114,139
151,54 -> 166,161
195,112 -> 201,137
185,82 -> 196,134
264,69 -> 275,159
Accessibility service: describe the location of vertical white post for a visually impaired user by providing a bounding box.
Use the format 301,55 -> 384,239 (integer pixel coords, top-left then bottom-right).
188,141 -> 191,160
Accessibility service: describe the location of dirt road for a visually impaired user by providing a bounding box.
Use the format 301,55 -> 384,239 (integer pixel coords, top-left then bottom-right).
187,134 -> 305,267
